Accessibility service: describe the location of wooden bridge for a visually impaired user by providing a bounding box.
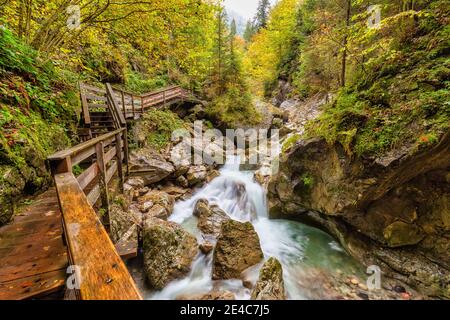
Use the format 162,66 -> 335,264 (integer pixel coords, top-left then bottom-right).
79,83 -> 190,139
0,83 -> 191,300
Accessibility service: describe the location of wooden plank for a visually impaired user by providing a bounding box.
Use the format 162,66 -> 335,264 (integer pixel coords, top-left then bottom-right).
141,85 -> 179,97
85,94 -> 107,102
48,129 -> 124,161
77,162 -> 99,191
0,269 -> 66,300
115,238 -> 137,261
95,142 -> 110,223
104,147 -> 117,165
54,173 -> 142,300
87,184 -> 100,206
80,83 -> 106,94
106,161 -> 118,184
80,84 -> 91,125
115,133 -> 124,191
71,146 -> 95,167
0,250 -> 67,282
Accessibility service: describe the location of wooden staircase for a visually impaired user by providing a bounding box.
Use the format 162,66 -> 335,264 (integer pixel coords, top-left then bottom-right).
78,82 -> 193,140
78,83 -> 119,141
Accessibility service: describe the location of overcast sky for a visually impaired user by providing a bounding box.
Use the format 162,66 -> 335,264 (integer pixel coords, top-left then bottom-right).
224,0 -> 277,20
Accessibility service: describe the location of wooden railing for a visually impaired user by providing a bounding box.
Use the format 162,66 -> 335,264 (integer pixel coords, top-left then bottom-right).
112,85 -> 189,119
47,128 -> 141,300
80,82 -> 191,129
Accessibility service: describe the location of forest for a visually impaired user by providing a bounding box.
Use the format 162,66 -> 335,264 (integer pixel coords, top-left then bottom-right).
0,0 -> 449,302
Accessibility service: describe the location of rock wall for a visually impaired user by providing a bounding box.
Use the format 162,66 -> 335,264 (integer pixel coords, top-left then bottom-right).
268,133 -> 450,298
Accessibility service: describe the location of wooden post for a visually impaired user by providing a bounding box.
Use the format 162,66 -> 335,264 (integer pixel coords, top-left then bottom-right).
141,96 -> 144,114
115,133 -> 124,192
95,141 -> 110,227
163,91 -> 166,107
50,156 -> 72,175
120,91 -> 125,114
122,128 -> 129,176
131,95 -> 136,119
121,91 -> 126,119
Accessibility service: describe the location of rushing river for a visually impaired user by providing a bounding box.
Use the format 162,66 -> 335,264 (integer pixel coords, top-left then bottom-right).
131,157 -> 364,300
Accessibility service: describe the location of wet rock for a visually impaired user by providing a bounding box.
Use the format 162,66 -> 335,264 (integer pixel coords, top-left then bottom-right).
251,257 -> 286,300
393,285 -> 406,293
140,201 -> 154,213
193,199 -> 230,237
129,150 -> 175,185
109,201 -> 140,243
177,291 -> 235,300
383,221 -> 425,247
186,165 -> 208,186
212,220 -> 264,280
176,175 -> 189,188
125,177 -> 145,189
207,170 -> 221,182
199,241 -> 214,255
170,142 -> 191,178
159,185 -> 188,200
138,190 -> 174,220
143,218 -> 198,289
243,279 -> 254,289
267,126 -> 450,297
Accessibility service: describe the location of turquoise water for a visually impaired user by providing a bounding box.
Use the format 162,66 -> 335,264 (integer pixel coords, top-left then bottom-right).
139,158 -> 365,300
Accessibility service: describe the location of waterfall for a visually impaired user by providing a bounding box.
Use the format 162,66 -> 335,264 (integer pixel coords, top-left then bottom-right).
148,157 -> 363,300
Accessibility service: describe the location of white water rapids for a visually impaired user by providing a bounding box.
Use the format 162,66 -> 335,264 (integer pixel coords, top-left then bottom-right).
136,157 -> 363,300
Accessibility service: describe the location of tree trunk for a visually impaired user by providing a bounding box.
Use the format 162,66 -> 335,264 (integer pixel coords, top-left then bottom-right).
340,0 -> 351,87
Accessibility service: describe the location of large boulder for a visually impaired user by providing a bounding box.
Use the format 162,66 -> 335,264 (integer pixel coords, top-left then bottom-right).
143,218 -> 198,289
267,132 -> 450,298
129,150 -> 174,186
383,221 -> 425,248
212,220 -> 264,280
251,257 -> 286,300
193,199 -> 230,237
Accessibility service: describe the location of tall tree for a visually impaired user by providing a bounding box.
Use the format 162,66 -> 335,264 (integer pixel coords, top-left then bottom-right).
243,20 -> 255,42
213,3 -> 229,94
254,0 -> 271,31
340,0 -> 351,87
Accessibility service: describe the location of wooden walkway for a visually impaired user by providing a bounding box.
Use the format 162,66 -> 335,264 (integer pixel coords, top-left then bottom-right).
0,189 -> 67,300
0,83 -> 190,300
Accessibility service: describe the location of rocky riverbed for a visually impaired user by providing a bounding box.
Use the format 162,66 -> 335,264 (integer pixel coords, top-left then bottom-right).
106,99 -> 444,300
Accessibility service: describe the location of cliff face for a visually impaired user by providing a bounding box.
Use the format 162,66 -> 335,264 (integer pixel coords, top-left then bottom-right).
268,132 -> 450,298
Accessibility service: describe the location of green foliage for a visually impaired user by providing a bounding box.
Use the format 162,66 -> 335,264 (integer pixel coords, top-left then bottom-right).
301,173 -> 314,188
0,28 -> 75,211
206,87 -> 262,128
140,109 -> 186,150
282,133 -> 301,152
125,71 -> 168,94
305,5 -> 450,156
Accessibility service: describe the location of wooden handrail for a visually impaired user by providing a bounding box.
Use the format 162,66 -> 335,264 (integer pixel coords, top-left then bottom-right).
48,129 -> 139,300
48,129 -> 124,160
140,85 -> 180,97
106,83 -> 126,127
54,172 -> 141,300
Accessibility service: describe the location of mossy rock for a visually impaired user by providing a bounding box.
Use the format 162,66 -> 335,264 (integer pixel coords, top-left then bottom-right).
383,221 -> 425,248
251,257 -> 286,300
